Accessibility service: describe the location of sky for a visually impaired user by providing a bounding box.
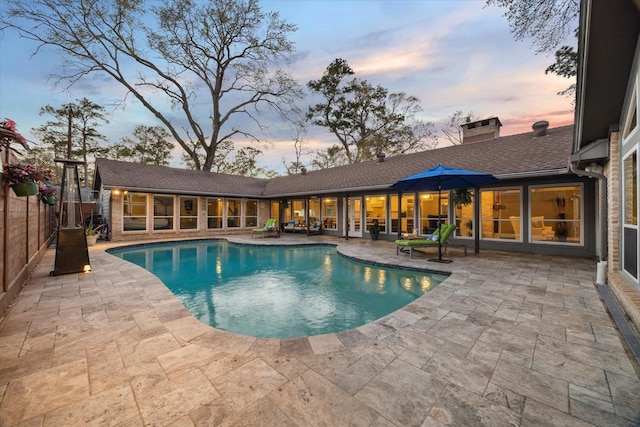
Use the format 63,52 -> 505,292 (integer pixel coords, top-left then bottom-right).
0,0 -> 576,175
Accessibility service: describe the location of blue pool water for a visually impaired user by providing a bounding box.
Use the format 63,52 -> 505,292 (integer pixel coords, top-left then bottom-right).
109,240 -> 446,339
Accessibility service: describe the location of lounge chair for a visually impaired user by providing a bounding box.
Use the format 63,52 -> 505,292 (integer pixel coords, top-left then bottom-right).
395,224 -> 461,258
283,220 -> 298,233
251,218 -> 280,238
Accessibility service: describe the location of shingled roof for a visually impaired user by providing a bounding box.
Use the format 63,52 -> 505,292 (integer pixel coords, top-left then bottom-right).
95,124 -> 574,198
94,158 -> 268,197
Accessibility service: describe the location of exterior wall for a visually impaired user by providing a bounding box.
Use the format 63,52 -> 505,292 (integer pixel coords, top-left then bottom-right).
103,179 -> 597,259
608,128 -> 640,329
108,193 -> 256,242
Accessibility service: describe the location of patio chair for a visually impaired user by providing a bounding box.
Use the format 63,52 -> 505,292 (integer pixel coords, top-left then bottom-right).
283,220 -> 297,233
308,221 -> 322,235
251,218 -> 280,238
395,224 -> 459,258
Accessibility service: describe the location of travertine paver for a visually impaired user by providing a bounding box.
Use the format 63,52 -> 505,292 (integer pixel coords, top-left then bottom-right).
0,235 -> 639,426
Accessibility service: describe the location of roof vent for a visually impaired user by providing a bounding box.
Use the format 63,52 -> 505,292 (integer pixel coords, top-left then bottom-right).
301,167 -> 307,176
532,120 -> 549,137
377,152 -> 386,163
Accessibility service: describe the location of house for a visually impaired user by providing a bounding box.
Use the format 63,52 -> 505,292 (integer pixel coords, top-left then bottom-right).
94,119 -> 597,259
573,0 -> 640,328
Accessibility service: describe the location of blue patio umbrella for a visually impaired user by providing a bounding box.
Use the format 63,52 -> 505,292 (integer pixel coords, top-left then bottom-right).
390,164 -> 499,262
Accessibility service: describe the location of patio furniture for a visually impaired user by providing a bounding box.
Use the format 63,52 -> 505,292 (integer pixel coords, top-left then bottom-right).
308,221 -> 322,235
283,220 -> 298,233
395,224 -> 462,258
251,218 -> 280,238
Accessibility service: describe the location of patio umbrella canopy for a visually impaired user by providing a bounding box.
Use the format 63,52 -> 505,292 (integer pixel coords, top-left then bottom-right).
390,164 -> 499,262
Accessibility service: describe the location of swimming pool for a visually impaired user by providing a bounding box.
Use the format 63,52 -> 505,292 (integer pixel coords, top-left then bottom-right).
109,240 -> 447,338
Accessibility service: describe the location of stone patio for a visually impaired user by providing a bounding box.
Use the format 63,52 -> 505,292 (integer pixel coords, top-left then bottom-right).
0,235 -> 639,426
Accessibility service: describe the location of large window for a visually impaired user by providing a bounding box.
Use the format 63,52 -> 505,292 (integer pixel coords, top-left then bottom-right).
308,198 -> 320,224
322,198 -> 337,229
123,192 -> 147,231
227,199 -> 241,227
153,195 -> 174,231
245,200 -> 258,227
179,196 -> 198,230
207,198 -> 223,229
624,152 -> 638,226
454,193 -> 474,238
390,195 -> 415,234
419,192 -> 447,235
480,189 -> 521,240
530,185 -> 582,244
623,151 -> 638,279
292,200 -> 305,224
365,196 -> 386,233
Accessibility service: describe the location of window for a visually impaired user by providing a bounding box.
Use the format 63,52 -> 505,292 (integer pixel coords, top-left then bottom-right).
480,189 -> 520,240
390,194 -> 415,233
419,192 -> 447,235
227,199 -> 241,227
123,192 -> 147,231
245,200 -> 258,228
308,198 -> 320,224
179,196 -> 198,230
153,195 -> 174,231
322,198 -> 337,229
271,201 -> 280,224
207,198 -> 223,229
624,152 -> 638,226
292,200 -> 305,224
530,185 -> 582,244
623,85 -> 637,140
454,193 -> 474,238
365,195 -> 386,233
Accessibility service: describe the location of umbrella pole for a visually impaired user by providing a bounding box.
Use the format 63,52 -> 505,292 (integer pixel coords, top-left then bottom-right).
429,184 -> 452,263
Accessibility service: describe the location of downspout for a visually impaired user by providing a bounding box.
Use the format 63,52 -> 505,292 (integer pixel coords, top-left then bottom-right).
568,159 -> 607,261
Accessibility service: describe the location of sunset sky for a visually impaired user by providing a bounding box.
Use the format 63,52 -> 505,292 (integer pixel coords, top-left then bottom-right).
0,0 -> 576,174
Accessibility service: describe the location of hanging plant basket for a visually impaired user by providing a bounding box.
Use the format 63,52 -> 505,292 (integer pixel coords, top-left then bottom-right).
11,182 -> 39,197
42,196 -> 57,206
451,188 -> 473,206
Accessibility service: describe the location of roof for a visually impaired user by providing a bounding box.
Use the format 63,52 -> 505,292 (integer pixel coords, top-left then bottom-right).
94,159 -> 268,197
574,0 -> 640,152
95,124 -> 574,198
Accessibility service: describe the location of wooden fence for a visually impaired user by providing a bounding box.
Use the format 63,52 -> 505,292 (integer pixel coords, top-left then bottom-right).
0,153 -> 57,317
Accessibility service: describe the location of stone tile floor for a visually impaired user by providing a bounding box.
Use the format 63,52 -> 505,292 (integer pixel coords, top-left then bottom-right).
0,234 -> 639,426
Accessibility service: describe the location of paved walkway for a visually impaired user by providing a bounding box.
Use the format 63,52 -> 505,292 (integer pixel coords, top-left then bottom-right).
0,235 -> 639,426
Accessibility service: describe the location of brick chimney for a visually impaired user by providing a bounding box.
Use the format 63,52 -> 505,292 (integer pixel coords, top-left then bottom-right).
461,117 -> 502,144
377,152 -> 386,163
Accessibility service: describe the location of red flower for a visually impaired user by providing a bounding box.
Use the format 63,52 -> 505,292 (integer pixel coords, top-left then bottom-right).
1,118 -> 16,132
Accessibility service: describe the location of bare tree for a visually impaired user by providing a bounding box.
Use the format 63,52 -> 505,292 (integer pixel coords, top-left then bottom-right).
485,0 -> 579,54
2,0 -> 302,172
441,110 -> 475,146
282,120 -> 311,174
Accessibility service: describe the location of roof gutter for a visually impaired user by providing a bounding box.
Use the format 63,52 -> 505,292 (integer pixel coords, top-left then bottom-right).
101,185 -> 262,199
494,168 -> 569,180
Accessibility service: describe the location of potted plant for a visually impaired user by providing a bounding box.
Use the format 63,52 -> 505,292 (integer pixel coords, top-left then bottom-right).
85,220 -> 102,246
2,163 -> 55,197
39,184 -> 59,206
368,219 -> 381,240
451,188 -> 473,206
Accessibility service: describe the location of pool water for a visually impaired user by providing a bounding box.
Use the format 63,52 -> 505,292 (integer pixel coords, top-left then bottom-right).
109,240 -> 446,339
